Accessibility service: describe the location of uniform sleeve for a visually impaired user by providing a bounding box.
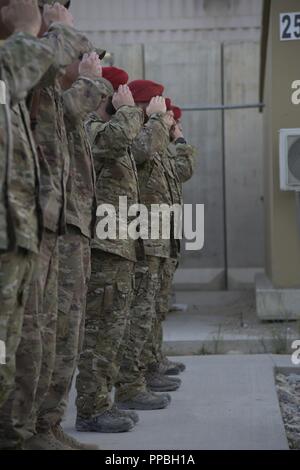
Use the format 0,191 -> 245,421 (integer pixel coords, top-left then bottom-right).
41,22 -> 94,69
0,25 -> 96,103
37,23 -> 95,88
87,106 -> 144,160
63,77 -> 108,125
0,32 -> 55,104
132,113 -> 170,165
172,142 -> 196,183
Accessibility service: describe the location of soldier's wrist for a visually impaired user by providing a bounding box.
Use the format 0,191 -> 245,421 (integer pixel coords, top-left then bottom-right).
79,73 -> 101,81
147,111 -> 165,119
13,25 -> 38,36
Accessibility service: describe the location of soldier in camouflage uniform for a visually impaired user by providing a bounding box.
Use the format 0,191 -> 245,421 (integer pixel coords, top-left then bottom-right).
34,53 -> 108,451
0,0 -> 98,451
0,0 -> 53,418
143,104 -> 196,378
0,0 -> 91,450
115,80 -> 181,409
75,72 -> 145,433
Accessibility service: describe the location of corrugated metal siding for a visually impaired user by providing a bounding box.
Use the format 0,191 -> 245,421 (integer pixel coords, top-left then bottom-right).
70,0 -> 262,44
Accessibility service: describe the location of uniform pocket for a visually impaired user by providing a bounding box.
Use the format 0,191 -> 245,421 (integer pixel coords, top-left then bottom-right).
103,284 -> 114,312
116,281 -> 131,297
116,280 -> 132,310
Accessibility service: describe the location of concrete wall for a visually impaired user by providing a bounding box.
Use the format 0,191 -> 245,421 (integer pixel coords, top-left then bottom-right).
101,41 -> 265,291
69,0 -> 265,290
70,0 -> 262,44
144,42 -> 225,289
224,42 -> 264,288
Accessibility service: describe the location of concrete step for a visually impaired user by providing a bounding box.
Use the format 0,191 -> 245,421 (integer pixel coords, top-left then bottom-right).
164,290 -> 300,355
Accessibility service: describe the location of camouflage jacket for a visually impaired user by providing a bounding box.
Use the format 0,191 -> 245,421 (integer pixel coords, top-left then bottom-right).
86,105 -> 144,261
132,114 -> 174,258
161,140 -> 196,257
30,25 -> 94,236
162,140 -> 196,205
63,77 -> 109,239
0,31 -> 69,253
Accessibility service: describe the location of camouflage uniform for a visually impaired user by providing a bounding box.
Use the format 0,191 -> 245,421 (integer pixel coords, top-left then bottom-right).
0,31 -> 71,450
37,77 -> 106,432
115,113 -> 173,401
76,102 -> 144,418
152,256 -> 178,364
0,26 -> 95,449
144,140 -> 196,370
0,33 -> 48,413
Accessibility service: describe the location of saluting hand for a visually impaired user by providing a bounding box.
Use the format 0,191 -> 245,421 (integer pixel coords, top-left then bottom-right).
112,85 -> 135,110
43,2 -> 74,29
146,96 -> 167,117
1,0 -> 42,37
79,52 -> 102,80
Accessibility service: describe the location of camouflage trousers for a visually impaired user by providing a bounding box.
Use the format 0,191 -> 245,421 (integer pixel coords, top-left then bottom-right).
76,250 -> 135,418
115,255 -> 165,401
0,229 -> 59,448
143,257 -> 178,370
0,249 -> 36,420
37,226 -> 91,432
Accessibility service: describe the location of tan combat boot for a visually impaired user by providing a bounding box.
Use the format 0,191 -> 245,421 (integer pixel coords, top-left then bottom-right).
24,430 -> 73,450
52,425 -> 100,450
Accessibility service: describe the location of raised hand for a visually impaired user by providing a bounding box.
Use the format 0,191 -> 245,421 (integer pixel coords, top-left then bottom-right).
43,1 -> 74,28
112,84 -> 135,110
79,52 -> 102,79
146,96 -> 167,117
1,0 -> 42,37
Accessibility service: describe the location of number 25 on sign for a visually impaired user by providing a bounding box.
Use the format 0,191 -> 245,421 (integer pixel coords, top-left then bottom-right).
280,13 -> 300,41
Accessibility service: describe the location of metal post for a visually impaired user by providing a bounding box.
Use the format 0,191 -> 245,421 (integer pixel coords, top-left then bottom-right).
180,103 -> 265,111
221,43 -> 228,291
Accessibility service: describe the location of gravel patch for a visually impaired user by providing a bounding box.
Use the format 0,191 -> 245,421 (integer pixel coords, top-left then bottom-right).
276,373 -> 300,449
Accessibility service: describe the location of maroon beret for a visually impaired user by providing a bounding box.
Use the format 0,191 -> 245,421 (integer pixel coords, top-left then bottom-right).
171,105 -> 182,121
165,98 -> 172,111
128,80 -> 164,103
102,67 -> 129,91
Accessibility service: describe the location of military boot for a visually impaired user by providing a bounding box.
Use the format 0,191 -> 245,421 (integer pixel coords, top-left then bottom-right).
117,390 -> 170,410
159,391 -> 172,403
52,424 -> 99,450
76,409 -> 135,433
159,357 -> 186,376
111,403 -> 139,424
24,430 -> 73,450
147,372 -> 181,392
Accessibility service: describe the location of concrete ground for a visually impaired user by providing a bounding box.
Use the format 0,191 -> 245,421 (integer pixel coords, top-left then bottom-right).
63,355 -> 299,450
165,290 -> 300,355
